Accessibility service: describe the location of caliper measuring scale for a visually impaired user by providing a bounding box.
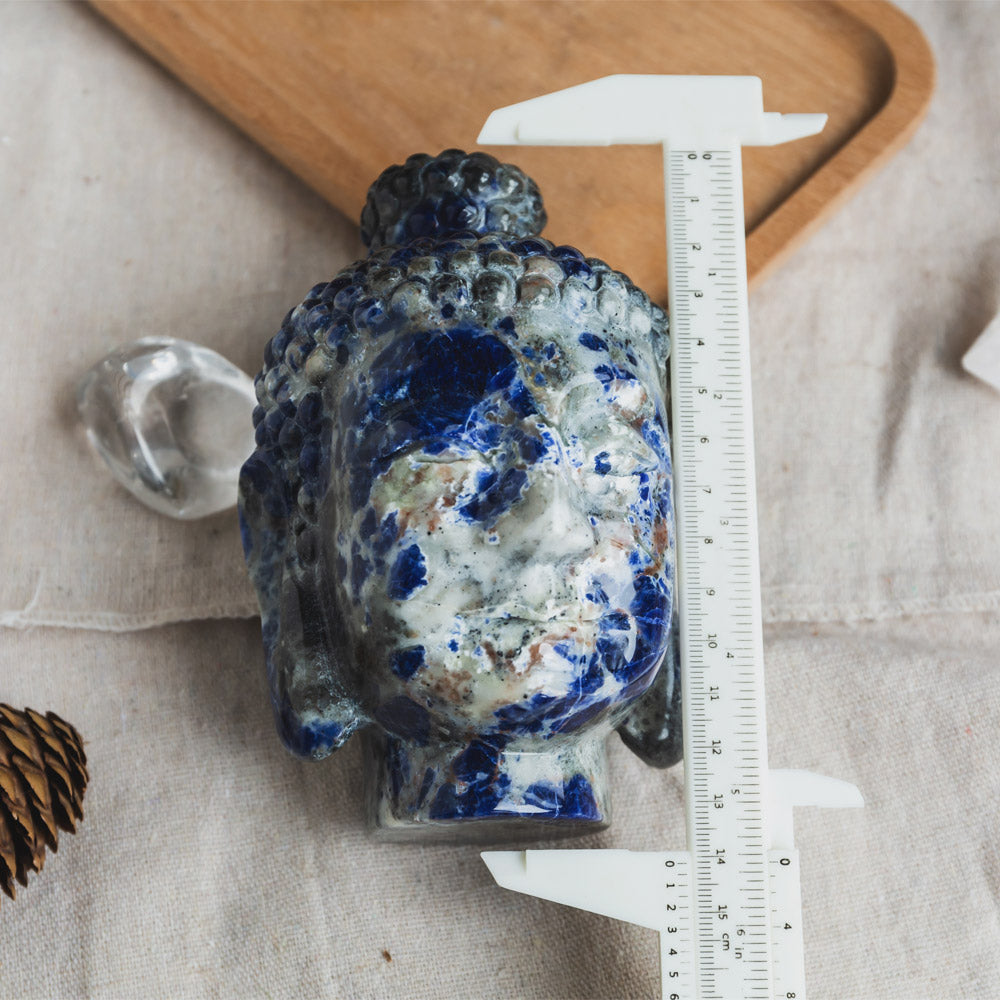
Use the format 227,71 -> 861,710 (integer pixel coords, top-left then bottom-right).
478,76 -> 864,1000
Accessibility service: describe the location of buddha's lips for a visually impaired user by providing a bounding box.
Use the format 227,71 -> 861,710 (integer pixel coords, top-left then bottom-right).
395,601 -> 615,625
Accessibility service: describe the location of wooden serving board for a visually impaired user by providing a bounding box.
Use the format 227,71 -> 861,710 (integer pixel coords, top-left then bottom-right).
91,0 -> 934,302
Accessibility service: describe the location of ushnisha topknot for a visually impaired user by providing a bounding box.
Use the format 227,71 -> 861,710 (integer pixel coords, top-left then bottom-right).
360,149 -> 547,251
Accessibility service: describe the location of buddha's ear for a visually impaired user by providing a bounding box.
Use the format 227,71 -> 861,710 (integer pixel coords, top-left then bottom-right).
238,481 -> 364,760
616,606 -> 682,768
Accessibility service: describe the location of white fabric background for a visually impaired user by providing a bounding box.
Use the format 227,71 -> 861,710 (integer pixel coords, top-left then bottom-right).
1,2 -> 999,997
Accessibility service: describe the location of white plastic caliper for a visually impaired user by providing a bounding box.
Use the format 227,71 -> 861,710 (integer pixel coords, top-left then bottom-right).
478,76 -> 863,1000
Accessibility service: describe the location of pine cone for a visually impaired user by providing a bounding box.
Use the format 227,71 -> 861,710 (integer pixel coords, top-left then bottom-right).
0,705 -> 89,903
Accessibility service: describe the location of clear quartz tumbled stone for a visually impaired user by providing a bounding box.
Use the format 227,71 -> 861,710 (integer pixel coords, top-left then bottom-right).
76,337 -> 257,519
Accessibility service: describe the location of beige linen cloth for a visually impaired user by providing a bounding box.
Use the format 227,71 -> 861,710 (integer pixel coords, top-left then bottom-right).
1,2 -> 998,997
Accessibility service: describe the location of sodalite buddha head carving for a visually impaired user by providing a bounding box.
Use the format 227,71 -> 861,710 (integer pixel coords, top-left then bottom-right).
239,151 -> 681,839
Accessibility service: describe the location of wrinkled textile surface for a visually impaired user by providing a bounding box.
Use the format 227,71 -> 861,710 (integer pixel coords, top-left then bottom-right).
1,2 -> 999,997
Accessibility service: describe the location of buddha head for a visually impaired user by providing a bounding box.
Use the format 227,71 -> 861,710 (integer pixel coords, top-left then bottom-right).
239,151 -> 680,839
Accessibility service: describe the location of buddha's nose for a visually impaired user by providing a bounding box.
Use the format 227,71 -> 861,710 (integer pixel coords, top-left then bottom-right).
511,458 -> 594,563
490,467 -> 593,618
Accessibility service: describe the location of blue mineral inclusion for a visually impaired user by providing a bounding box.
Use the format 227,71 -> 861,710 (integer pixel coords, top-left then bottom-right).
390,646 -> 426,680
578,332 -> 609,353
375,696 -> 431,746
387,544 -> 427,600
